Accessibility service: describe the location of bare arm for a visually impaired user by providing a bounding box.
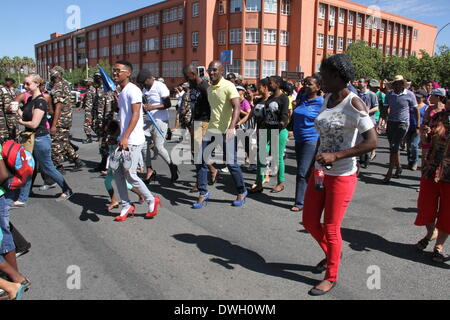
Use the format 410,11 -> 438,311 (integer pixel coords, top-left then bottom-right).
0,157 -> 10,186
19,109 -> 45,129
144,96 -> 172,112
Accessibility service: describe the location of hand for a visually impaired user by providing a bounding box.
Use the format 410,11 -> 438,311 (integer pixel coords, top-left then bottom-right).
119,137 -> 128,150
316,153 -> 338,166
50,127 -> 57,136
279,121 -> 286,130
226,128 -> 236,141
144,105 -> 156,112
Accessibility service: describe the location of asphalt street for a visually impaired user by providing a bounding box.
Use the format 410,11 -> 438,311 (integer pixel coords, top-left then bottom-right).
9,107 -> 450,300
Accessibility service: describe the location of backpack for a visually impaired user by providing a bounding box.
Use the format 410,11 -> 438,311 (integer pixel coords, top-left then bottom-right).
1,140 -> 35,190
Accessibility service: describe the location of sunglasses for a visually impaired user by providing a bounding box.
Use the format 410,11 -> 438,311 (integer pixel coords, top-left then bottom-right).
112,68 -> 128,74
207,68 -> 219,73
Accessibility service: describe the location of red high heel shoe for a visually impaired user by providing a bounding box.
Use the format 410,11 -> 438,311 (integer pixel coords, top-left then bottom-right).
146,197 -> 162,219
114,205 -> 136,222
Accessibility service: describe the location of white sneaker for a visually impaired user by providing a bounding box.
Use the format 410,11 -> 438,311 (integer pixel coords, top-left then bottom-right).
109,148 -> 122,171
39,183 -> 57,191
122,150 -> 132,170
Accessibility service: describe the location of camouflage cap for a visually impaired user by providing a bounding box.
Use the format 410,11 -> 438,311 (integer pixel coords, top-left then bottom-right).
49,66 -> 65,78
93,71 -> 101,77
85,78 -> 94,83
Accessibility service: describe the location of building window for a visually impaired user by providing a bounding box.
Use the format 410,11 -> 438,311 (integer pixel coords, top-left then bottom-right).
143,38 -> 159,51
329,6 -> 335,25
264,0 -> 277,13
192,2 -> 199,17
365,16 -> 372,29
263,60 -> 276,78
49,57 -> 52,64
218,30 -> 226,45
245,28 -> 260,44
246,0 -> 261,12
318,3 -> 325,19
178,6 -> 184,20
413,29 -> 418,40
143,62 -> 159,77
228,59 -> 241,75
279,61 -> 288,75
379,44 -> 384,51
60,55 -> 65,62
395,25 -> 399,35
178,33 -> 184,47
328,35 -> 335,49
230,0 -> 242,12
245,60 -> 260,78
112,23 -> 123,35
317,33 -> 324,49
412,50 -> 416,56
281,0 -> 290,15
339,9 -> 345,23
218,0 -> 225,14
99,27 -> 109,38
89,31 -> 97,41
357,13 -> 362,27
192,32 -> 199,47
371,43 -> 377,49
230,28 -> 242,44
89,49 -> 97,58
126,19 -> 139,32
66,39 -> 72,46
392,47 -> 397,55
338,37 -> 344,50
53,43 -> 57,50
347,38 -> 353,47
280,31 -> 289,46
381,22 -> 385,32
400,26 -> 404,36
112,44 -> 123,55
126,41 -> 140,54
264,29 -> 277,44
348,12 -> 354,25
67,53 -> 73,61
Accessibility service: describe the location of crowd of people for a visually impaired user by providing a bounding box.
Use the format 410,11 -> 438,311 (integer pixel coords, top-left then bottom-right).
0,52 -> 448,299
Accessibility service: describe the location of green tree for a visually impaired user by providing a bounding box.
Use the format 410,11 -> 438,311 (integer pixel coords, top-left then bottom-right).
435,46 -> 450,88
345,41 -> 383,79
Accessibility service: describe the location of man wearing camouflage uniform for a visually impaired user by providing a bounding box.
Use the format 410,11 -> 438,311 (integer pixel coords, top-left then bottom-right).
90,73 -> 115,173
49,66 -> 85,173
81,78 -> 96,144
0,78 -> 18,141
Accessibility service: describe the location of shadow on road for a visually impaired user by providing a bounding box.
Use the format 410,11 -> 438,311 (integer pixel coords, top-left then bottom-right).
173,233 -> 319,286
69,192 -> 115,222
341,228 -> 450,269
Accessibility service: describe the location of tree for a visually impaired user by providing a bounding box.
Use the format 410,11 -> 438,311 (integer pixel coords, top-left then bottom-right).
345,41 -> 383,79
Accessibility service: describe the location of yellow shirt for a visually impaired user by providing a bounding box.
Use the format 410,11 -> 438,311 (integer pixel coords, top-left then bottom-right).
207,78 -> 240,133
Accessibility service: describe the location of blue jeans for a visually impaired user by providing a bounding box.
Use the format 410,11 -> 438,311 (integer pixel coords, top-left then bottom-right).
19,134 -> 70,201
294,140 -> 318,207
406,127 -> 420,166
0,196 -> 15,254
195,134 -> 246,196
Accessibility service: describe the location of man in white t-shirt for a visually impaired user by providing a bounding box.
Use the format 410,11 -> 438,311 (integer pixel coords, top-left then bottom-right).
137,69 -> 179,183
112,61 -> 156,220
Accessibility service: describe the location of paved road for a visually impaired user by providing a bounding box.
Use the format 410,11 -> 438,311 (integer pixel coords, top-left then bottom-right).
10,108 -> 449,300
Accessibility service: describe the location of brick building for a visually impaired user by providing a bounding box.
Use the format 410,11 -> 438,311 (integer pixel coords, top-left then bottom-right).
35,0 -> 437,86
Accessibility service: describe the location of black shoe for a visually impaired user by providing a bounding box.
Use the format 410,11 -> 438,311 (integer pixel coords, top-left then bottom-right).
170,163 -> 179,182
308,282 -> 336,296
72,159 -> 85,171
143,171 -> 157,184
166,130 -> 172,141
82,137 -> 93,144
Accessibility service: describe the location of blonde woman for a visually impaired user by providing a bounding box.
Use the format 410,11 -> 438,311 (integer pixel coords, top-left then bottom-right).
15,74 -> 73,203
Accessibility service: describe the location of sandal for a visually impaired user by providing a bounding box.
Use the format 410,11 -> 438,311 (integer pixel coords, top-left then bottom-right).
249,184 -> 263,194
431,249 -> 445,263
290,206 -> 303,212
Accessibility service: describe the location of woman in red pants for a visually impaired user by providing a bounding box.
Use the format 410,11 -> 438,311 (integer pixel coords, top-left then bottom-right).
302,54 -> 378,296
415,88 -> 449,263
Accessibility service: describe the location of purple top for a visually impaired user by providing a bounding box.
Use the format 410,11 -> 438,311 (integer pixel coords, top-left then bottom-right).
240,99 -> 251,112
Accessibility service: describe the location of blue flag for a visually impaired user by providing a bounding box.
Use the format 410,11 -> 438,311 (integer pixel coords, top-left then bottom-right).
146,111 -> 165,140
98,66 -> 116,92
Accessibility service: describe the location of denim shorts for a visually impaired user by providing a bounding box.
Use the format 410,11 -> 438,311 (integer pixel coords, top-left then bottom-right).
0,196 -> 15,254
386,121 -> 409,153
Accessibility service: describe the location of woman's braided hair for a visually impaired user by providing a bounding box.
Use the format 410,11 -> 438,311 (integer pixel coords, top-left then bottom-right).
320,54 -> 355,84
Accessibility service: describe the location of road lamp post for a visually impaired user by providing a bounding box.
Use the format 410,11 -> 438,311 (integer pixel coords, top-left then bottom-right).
433,22 -> 450,55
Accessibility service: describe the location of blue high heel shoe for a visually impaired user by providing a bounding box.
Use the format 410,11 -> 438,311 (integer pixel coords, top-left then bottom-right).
192,193 -> 210,209
232,190 -> 248,207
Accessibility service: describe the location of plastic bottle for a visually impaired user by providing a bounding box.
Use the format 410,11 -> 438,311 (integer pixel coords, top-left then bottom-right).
314,169 -> 325,191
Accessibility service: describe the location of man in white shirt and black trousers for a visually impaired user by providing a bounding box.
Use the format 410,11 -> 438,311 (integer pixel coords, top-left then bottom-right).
112,61 -> 160,221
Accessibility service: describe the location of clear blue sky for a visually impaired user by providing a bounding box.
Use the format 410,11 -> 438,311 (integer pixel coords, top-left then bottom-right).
2,0 -> 449,58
